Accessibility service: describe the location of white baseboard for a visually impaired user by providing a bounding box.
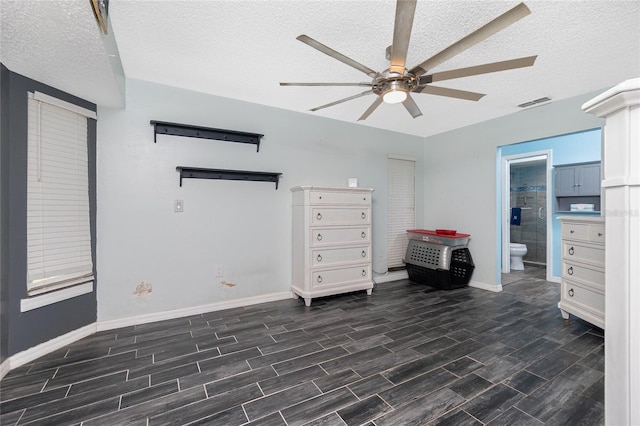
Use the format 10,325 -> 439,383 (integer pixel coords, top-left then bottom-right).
0,357 -> 11,381
374,273 -> 501,292
97,291 -> 293,331
6,323 -> 97,372
548,276 -> 561,284
468,280 -> 503,292
373,270 -> 409,284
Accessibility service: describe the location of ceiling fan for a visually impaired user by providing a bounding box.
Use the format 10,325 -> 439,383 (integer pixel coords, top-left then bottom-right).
280,1 -> 537,121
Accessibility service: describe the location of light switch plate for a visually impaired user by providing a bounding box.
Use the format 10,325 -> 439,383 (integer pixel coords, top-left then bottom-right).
174,200 -> 183,212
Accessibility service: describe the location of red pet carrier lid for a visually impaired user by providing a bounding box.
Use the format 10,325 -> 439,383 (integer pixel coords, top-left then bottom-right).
407,229 -> 471,238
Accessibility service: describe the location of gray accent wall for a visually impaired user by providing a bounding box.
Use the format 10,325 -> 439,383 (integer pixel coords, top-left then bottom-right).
1,65 -> 9,365
0,64 -> 97,358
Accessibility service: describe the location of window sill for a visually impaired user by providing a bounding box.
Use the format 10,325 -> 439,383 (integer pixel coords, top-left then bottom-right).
21,282 -> 94,312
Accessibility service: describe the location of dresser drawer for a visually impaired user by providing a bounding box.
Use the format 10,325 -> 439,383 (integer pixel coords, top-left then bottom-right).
562,280 -> 604,314
311,227 -> 370,246
312,246 -> 369,266
562,242 -> 604,267
311,207 -> 370,225
562,221 -> 605,243
312,264 -> 371,288
562,223 -> 590,241
310,190 -> 371,205
562,261 -> 604,287
588,225 -> 605,244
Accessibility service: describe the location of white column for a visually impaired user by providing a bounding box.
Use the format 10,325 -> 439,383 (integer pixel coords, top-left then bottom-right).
583,77 -> 639,426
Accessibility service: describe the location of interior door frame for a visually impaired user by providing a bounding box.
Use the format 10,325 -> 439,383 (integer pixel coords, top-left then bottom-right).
501,150 -> 553,280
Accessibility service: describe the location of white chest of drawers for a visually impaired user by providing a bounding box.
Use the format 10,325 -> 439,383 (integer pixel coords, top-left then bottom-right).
558,216 -> 605,329
291,186 -> 374,306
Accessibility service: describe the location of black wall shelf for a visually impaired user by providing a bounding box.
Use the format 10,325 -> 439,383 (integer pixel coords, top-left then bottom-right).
176,167 -> 282,189
151,121 -> 264,152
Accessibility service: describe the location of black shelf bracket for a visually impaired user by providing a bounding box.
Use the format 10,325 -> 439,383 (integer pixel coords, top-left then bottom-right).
176,167 -> 282,190
151,121 -> 264,152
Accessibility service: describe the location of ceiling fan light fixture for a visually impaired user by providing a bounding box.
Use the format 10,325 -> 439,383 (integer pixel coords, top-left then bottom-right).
383,89 -> 407,104
382,81 -> 408,104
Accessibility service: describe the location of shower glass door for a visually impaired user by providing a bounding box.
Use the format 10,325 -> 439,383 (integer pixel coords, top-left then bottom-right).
510,162 -> 547,264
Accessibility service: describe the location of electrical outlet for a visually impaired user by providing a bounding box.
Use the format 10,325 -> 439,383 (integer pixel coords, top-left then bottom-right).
215,264 -> 224,277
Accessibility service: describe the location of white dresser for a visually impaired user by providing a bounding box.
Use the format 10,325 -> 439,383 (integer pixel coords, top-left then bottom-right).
558,216 -> 605,329
291,186 -> 374,306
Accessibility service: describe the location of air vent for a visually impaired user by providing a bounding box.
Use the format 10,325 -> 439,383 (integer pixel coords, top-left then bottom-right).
518,97 -> 551,108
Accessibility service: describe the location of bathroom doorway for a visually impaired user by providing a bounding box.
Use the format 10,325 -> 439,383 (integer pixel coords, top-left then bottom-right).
501,151 -> 553,281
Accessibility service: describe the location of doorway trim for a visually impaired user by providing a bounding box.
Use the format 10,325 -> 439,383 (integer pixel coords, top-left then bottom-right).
501,150 -> 553,281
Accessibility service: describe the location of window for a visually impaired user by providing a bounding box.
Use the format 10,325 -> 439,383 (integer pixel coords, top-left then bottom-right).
26,92 -> 96,297
387,156 -> 416,270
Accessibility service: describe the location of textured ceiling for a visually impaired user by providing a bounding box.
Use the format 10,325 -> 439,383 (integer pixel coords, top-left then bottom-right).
2,0 -> 639,137
0,0 -> 124,108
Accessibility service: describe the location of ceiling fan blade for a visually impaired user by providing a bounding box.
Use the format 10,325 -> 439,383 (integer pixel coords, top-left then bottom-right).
402,94 -> 423,118
280,82 -> 373,87
297,35 -> 379,78
389,0 -> 417,74
410,2 -> 531,76
420,55 -> 537,84
310,90 -> 373,112
358,97 -> 384,121
415,85 -> 485,101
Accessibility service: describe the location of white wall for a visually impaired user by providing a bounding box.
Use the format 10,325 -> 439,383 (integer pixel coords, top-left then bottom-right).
96,79 -> 424,321
422,91 -> 605,288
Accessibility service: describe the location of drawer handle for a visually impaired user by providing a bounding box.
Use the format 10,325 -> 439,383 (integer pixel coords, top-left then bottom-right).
362,269 -> 367,276
317,234 -> 323,241
317,254 -> 322,262
361,212 -> 366,219
319,196 -> 322,199
598,232 -> 603,237
570,229 -> 575,234
317,275 -> 323,283
568,266 -> 574,275
361,232 -> 366,239
361,250 -> 366,257
568,247 -> 574,255
317,213 -> 322,220
568,288 -> 574,297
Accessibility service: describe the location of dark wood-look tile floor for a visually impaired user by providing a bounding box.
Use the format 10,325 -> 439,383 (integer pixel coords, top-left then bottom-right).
0,275 -> 604,425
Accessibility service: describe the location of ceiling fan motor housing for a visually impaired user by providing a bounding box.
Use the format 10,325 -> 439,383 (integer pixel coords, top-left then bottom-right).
373,71 -> 418,97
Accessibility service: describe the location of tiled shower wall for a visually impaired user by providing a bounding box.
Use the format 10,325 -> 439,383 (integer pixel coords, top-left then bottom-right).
510,164 -> 547,264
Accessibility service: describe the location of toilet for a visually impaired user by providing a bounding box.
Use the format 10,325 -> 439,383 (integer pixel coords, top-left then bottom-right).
510,243 -> 528,270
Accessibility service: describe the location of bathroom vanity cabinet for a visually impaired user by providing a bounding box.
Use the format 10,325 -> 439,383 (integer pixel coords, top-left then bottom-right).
291,186 -> 374,306
558,216 -> 605,329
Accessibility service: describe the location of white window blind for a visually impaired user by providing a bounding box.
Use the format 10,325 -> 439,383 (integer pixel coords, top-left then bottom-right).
387,157 -> 415,269
26,92 -> 95,296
